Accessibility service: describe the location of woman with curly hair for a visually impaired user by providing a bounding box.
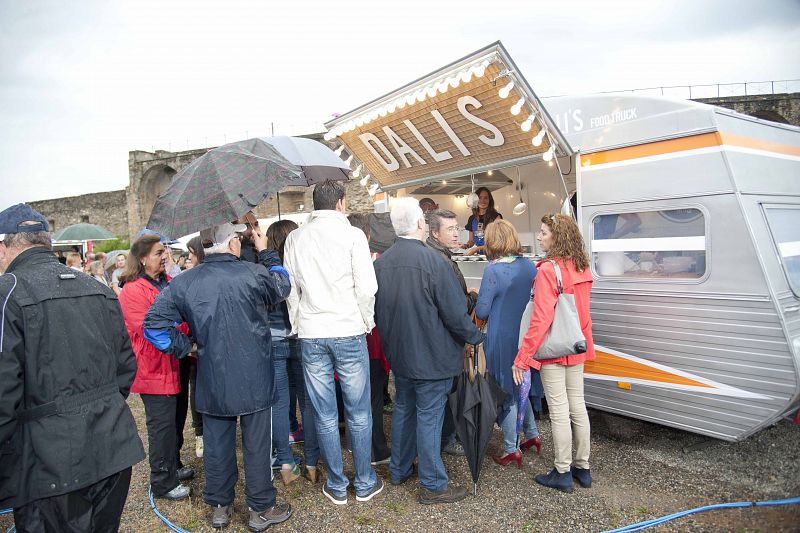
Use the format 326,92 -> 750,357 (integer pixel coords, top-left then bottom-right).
513,213 -> 595,493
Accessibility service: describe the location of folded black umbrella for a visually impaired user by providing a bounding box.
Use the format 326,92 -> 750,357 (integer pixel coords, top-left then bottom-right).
449,343 -> 508,495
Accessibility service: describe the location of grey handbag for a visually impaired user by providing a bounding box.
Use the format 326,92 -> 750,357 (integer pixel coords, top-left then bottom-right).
533,260 -> 587,360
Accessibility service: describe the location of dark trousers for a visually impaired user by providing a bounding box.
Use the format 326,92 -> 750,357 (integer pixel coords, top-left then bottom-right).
440,377 -> 458,448
188,359 -> 203,436
287,354 -> 301,432
369,359 -> 391,461
176,361 -> 190,467
141,394 -> 178,495
14,467 -> 132,533
202,409 -> 276,512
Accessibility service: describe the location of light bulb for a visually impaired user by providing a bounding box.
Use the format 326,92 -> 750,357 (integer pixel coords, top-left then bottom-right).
345,155 -> 353,166
323,132 -> 333,141
405,93 -> 416,106
437,81 -> 448,94
511,98 -> 524,116
466,192 -> 479,209
548,160 -> 554,167
368,183 -> 380,196
415,90 -> 426,103
448,76 -> 460,89
543,146 -> 554,162
387,101 -> 397,113
369,109 -> 379,121
532,128 -> 546,147
396,98 -> 406,109
487,170 -> 493,176
442,180 -> 447,185
513,202 -> 527,215
379,106 -> 388,117
521,115 -> 534,132
426,85 -> 437,98
334,145 -> 345,156
459,69 -> 472,83
474,60 -> 488,77
359,175 -> 369,187
353,164 -> 363,178
498,80 -> 514,98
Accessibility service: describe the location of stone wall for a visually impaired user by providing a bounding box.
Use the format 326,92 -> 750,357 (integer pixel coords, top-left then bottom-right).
29,190 -> 128,238
694,93 -> 800,126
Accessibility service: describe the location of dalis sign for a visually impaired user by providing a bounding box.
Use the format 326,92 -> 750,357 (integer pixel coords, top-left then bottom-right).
325,44 -> 563,189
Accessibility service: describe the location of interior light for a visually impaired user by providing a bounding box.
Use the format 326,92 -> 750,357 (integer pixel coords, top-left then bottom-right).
533,128 -> 547,147
513,166 -> 527,215
548,160 -> 554,167
387,101 -> 397,113
405,93 -> 416,106
396,98 -> 407,109
521,114 -> 535,132
345,154 -> 354,166
459,69 -> 472,83
511,98 -> 525,116
368,183 -> 380,196
442,180 -> 447,185
353,164 -> 363,178
487,170 -> 494,176
323,132 -> 333,141
379,106 -> 388,117
448,76 -> 460,89
437,82 -> 448,94
416,90 -> 426,103
474,61 -> 488,77
543,146 -> 554,162
334,145 -> 345,156
498,80 -> 514,99
369,110 -> 379,121
426,85 -> 438,98
359,174 -> 369,187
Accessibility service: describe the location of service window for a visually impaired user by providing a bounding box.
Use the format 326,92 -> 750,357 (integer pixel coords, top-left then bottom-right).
591,208 -> 706,279
764,206 -> 800,297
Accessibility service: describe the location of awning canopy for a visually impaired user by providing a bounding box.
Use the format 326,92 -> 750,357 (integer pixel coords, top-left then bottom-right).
324,41 -> 573,191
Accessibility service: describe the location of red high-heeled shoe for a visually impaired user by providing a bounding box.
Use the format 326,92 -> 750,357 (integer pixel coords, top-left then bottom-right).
492,450 -> 522,469
520,436 -> 542,455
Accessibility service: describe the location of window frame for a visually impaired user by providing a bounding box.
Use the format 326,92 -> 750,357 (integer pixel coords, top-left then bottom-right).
589,203 -> 711,284
762,202 -> 800,298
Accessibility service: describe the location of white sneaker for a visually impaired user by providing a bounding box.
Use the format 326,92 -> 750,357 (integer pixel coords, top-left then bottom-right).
196,435 -> 204,458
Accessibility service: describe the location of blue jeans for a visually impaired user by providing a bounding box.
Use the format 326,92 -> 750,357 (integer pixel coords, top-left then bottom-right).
301,335 -> 376,497
272,339 -> 293,465
499,396 -> 539,453
390,375 -> 451,492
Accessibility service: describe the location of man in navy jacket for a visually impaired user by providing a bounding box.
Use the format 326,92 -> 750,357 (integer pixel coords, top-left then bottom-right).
374,198 -> 484,505
144,222 -> 293,531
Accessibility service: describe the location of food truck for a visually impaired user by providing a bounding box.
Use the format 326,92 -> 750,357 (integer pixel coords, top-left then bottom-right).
323,41 -> 800,441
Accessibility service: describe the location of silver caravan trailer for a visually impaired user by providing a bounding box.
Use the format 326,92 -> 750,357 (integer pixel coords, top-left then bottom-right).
322,41 -> 800,441
544,94 -> 800,441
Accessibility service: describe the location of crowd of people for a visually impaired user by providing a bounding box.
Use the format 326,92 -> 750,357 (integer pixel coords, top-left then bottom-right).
0,181 -> 595,532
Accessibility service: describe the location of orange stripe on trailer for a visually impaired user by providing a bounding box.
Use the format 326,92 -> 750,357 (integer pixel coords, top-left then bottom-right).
718,132 -> 800,157
585,350 -> 712,388
581,133 -> 720,166
581,131 -> 800,167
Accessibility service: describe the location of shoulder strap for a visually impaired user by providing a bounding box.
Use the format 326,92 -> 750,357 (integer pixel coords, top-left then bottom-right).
549,260 -> 564,294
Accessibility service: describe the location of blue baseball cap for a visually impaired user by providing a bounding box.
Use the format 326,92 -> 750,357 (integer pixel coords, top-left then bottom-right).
0,204 -> 49,236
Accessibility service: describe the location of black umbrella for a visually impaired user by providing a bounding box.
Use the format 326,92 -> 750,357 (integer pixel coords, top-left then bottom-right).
147,138 -> 301,239
449,342 -> 508,495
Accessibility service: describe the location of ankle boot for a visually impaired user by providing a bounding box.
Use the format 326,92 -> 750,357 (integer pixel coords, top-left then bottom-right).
571,466 -> 592,488
281,463 -> 300,485
535,468 -> 574,493
303,465 -> 320,484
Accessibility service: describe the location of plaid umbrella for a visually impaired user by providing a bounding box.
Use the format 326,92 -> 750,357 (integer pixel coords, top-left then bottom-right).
260,136 -> 350,185
147,138 -> 301,239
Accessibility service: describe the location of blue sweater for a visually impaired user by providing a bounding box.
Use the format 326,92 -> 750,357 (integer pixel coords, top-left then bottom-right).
475,257 -> 537,395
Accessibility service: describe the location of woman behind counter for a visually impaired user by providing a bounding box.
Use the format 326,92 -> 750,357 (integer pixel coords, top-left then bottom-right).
464,186 -> 502,255
474,220 -> 541,469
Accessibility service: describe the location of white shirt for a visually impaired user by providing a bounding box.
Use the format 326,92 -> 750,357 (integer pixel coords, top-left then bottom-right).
283,210 -> 377,338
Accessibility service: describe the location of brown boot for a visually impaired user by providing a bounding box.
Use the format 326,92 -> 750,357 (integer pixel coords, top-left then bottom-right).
281,463 -> 300,485
302,465 -> 320,484
248,502 -> 292,532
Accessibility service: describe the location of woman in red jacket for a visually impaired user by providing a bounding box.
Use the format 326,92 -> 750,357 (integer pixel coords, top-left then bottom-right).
118,234 -> 192,501
513,214 -> 595,493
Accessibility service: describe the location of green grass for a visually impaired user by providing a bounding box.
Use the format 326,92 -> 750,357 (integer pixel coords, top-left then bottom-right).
386,501 -> 405,514
631,506 -> 651,517
355,514 -> 376,526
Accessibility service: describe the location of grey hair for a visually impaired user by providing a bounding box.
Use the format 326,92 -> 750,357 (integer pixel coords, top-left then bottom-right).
204,234 -> 235,256
390,197 -> 424,237
3,231 -> 52,250
426,209 -> 457,234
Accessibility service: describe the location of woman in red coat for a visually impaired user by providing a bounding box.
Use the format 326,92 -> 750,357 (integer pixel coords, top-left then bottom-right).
118,234 -> 192,501
513,214 -> 595,493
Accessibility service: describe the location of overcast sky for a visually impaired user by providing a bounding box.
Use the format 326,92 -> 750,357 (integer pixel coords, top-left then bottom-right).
1,0 -> 798,207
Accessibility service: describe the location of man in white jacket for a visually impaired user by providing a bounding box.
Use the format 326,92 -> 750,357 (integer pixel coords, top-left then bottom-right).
283,180 -> 383,506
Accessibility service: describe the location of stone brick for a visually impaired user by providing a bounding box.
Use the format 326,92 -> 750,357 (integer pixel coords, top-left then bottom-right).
29,190 -> 128,239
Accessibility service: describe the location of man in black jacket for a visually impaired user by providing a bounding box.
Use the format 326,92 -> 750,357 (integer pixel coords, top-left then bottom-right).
0,204 -> 145,532
374,198 -> 484,505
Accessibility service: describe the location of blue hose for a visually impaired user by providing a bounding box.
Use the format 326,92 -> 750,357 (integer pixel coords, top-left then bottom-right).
0,510 -> 10,516
148,487 -> 191,533
602,496 -> 800,533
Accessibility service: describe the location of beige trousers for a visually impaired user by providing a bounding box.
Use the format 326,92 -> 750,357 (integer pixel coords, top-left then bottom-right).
539,363 -> 591,473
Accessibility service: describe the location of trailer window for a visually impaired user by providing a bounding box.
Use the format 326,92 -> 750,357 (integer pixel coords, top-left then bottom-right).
591,208 -> 706,279
765,207 -> 800,296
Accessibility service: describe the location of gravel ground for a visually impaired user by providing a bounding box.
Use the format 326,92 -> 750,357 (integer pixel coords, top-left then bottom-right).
2,394 -> 798,532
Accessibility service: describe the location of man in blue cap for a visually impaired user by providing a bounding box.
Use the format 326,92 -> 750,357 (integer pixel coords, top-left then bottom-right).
0,203 -> 145,532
